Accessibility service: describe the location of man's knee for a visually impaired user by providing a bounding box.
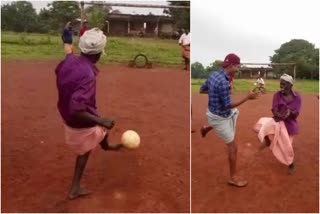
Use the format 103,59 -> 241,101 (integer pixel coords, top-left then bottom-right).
77,151 -> 91,162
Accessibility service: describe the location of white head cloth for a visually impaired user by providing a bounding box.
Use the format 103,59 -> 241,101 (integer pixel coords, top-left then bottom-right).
280,73 -> 293,85
79,28 -> 107,55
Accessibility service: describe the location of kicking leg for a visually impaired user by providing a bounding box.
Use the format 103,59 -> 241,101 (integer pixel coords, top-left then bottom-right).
259,136 -> 271,150
100,134 -> 123,151
200,126 -> 213,138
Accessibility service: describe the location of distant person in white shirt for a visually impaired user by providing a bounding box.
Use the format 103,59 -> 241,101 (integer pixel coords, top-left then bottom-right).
178,29 -> 190,70
256,77 -> 265,86
255,71 -> 265,87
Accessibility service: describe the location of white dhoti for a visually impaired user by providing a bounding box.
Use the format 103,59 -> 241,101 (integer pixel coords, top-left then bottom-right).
207,108 -> 239,144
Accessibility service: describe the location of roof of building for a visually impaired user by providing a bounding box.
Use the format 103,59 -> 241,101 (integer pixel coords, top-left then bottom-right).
107,13 -> 174,22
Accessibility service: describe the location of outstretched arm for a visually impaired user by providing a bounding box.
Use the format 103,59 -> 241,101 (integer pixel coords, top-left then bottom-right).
200,79 -> 209,94
226,92 -> 259,109
72,111 -> 114,129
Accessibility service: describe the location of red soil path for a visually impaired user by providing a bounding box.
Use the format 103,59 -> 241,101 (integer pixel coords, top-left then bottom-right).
191,92 -> 319,213
1,61 -> 190,213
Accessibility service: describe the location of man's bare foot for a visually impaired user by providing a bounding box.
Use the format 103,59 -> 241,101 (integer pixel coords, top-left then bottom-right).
259,143 -> 268,151
228,176 -> 248,187
288,163 -> 295,175
259,140 -> 270,151
68,188 -> 91,200
200,126 -> 208,138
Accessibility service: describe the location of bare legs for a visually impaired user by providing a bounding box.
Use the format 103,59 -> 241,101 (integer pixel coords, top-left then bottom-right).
227,141 -> 247,187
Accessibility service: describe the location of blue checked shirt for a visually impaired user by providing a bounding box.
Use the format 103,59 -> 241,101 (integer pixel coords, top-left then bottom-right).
200,70 -> 231,117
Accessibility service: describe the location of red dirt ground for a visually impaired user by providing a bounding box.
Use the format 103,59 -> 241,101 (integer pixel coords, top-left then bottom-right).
1,61 -> 190,213
191,92 -> 319,213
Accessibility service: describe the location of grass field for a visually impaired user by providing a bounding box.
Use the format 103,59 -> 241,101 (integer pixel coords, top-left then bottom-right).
192,78 -> 319,94
1,31 -> 182,66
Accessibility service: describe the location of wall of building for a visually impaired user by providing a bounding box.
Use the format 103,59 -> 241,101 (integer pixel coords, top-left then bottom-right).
107,17 -> 174,37
108,20 -> 127,35
160,23 -> 173,33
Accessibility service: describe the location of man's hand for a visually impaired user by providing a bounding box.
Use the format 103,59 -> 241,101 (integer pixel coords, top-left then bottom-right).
273,109 -> 289,121
247,91 -> 260,100
200,90 -> 208,94
228,91 -> 259,109
284,109 -> 291,119
273,116 -> 282,122
98,118 -> 115,129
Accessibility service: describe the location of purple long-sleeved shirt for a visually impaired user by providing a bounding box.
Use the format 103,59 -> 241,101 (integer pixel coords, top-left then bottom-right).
55,55 -> 99,127
272,91 -> 302,135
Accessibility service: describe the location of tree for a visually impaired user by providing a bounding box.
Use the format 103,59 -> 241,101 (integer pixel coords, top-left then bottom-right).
85,2 -> 111,30
166,1 -> 190,30
46,1 -> 80,32
1,4 -> 10,30
1,3 -> 16,31
270,39 -> 319,79
1,1 -> 37,32
191,60 -> 224,79
84,2 -> 111,14
37,8 -> 52,33
191,62 -> 206,79
206,60 -> 223,72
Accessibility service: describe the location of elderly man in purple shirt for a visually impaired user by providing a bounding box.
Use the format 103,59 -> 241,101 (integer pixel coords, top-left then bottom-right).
56,28 -> 122,200
260,74 -> 302,174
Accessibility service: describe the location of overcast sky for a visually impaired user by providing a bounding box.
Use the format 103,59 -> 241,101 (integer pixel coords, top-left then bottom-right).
1,1 -> 168,15
192,0 -> 320,66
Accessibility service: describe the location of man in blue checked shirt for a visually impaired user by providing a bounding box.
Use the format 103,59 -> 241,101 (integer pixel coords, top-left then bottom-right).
200,53 -> 260,187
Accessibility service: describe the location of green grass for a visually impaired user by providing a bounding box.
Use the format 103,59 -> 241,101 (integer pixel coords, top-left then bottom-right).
192,79 -> 319,94
1,31 -> 182,66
